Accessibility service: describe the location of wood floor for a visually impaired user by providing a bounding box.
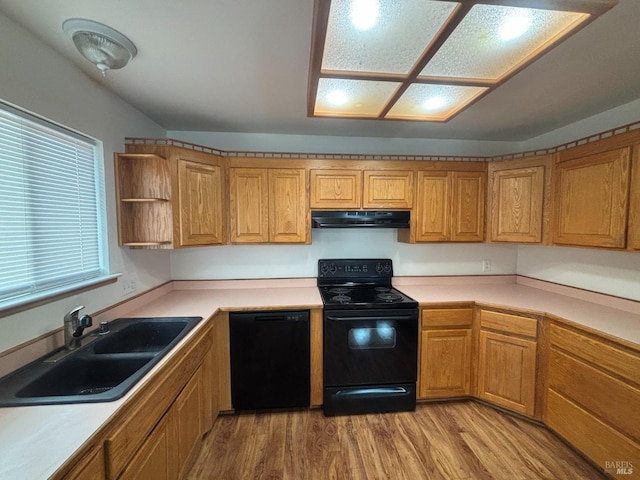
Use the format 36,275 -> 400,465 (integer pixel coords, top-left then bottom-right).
187,401 -> 607,480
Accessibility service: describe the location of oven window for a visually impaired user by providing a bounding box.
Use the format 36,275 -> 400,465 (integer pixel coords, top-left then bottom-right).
348,322 -> 396,349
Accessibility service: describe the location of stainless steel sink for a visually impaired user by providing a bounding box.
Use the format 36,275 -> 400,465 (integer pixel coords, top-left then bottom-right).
0,316 -> 202,406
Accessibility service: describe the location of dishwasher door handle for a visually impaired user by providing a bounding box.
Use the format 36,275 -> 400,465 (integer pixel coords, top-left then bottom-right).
254,315 -> 286,321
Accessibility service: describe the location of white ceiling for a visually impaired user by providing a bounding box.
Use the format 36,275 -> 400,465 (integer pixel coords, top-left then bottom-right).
1,0 -> 639,142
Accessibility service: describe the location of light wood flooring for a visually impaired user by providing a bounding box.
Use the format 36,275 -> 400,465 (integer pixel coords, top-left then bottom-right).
187,401 -> 607,479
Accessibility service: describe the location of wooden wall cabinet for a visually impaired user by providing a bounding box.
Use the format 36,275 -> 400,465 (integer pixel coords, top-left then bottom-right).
229,167 -> 309,244
177,159 -> 226,246
544,323 -> 640,472
363,170 -> 413,209
477,310 -> 537,416
627,143 -> 640,250
116,145 -> 227,248
488,156 -> 551,243
407,169 -> 485,242
115,153 -> 172,247
310,169 -> 362,208
310,168 -> 412,209
419,307 -> 473,399
553,146 -> 630,248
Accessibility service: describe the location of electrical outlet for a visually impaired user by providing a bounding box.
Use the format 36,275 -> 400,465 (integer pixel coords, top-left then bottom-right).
482,259 -> 491,273
120,274 -> 137,297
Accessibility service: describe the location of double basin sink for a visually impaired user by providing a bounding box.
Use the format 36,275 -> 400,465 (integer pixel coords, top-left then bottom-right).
0,316 -> 202,407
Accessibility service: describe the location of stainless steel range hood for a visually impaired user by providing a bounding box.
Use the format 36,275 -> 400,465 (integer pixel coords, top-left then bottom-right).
311,210 -> 410,228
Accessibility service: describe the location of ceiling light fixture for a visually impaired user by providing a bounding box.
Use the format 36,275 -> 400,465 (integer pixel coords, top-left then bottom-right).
349,0 -> 380,30
423,96 -> 446,111
309,0 -> 616,122
63,18 -> 137,77
327,89 -> 349,105
499,11 -> 532,41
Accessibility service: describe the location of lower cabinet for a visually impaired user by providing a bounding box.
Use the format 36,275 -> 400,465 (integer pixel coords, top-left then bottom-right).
119,414 -> 175,480
53,324 -> 217,480
419,308 -> 473,399
544,323 -> 640,472
477,310 -> 537,416
65,445 -> 106,480
175,367 -> 206,479
120,366 -> 205,480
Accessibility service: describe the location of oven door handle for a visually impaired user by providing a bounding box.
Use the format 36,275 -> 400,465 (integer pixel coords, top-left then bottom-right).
335,387 -> 409,397
325,314 -> 416,322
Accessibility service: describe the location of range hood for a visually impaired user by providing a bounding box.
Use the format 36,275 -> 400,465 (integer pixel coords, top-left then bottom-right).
312,210 -> 410,228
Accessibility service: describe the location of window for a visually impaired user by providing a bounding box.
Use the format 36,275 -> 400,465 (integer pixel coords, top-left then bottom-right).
0,101 -> 110,311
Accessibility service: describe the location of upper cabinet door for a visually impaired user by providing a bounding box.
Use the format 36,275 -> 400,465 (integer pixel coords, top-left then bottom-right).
310,169 -> 362,209
451,171 -> 485,242
363,170 -> 413,209
490,164 -> 545,243
177,159 -> 226,247
553,147 -> 630,248
414,171 -> 450,242
628,144 -> 640,251
229,168 -> 269,243
269,169 -> 309,243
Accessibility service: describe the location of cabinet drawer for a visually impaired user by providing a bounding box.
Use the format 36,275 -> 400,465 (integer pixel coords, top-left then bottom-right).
550,323 -> 640,385
421,308 -> 473,328
548,348 -> 640,443
545,389 -> 640,472
480,310 -> 537,339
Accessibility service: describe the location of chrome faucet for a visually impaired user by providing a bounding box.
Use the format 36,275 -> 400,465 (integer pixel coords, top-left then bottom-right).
64,306 -> 93,351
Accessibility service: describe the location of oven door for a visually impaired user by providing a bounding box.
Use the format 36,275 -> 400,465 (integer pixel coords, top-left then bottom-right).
323,308 -> 418,387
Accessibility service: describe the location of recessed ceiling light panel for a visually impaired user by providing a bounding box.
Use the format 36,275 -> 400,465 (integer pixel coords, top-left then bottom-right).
419,5 -> 590,81
321,0 -> 459,75
309,0 -> 616,122
385,84 -> 488,121
315,78 -> 401,117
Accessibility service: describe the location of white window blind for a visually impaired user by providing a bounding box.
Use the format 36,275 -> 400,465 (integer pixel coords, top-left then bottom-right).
0,102 -> 107,308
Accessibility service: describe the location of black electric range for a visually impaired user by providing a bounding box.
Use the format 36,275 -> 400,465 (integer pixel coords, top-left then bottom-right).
318,259 -> 419,416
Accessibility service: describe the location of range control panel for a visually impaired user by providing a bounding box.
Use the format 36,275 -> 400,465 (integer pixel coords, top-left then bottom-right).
318,259 -> 393,280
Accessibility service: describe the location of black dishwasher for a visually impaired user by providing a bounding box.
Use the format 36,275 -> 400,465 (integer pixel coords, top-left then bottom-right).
229,310 -> 310,410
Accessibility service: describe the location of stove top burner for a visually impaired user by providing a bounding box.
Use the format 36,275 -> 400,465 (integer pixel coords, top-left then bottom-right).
329,287 -> 351,295
319,285 -> 416,309
374,286 -> 391,293
331,294 -> 352,303
376,292 -> 403,302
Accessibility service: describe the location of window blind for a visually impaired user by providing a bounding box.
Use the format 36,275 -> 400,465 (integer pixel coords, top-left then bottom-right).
0,102 -> 107,307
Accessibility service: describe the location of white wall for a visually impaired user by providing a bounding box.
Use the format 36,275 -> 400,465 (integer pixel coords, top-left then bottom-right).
517,246 -> 640,302
166,130 -> 520,157
0,13 -> 169,352
520,99 -> 640,152
171,229 -> 518,279
514,99 -> 640,300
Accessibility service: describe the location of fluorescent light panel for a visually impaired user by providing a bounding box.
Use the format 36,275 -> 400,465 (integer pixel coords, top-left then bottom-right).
309,0 -> 613,122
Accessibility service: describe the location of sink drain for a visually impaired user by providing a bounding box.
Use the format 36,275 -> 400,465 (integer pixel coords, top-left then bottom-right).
79,386 -> 114,395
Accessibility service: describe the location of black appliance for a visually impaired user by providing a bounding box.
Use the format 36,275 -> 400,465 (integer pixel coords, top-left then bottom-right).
319,259 -> 419,416
229,310 -> 310,410
312,210 -> 410,228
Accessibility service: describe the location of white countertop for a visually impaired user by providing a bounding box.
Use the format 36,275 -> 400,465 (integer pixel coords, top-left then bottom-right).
1,276 -> 639,479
